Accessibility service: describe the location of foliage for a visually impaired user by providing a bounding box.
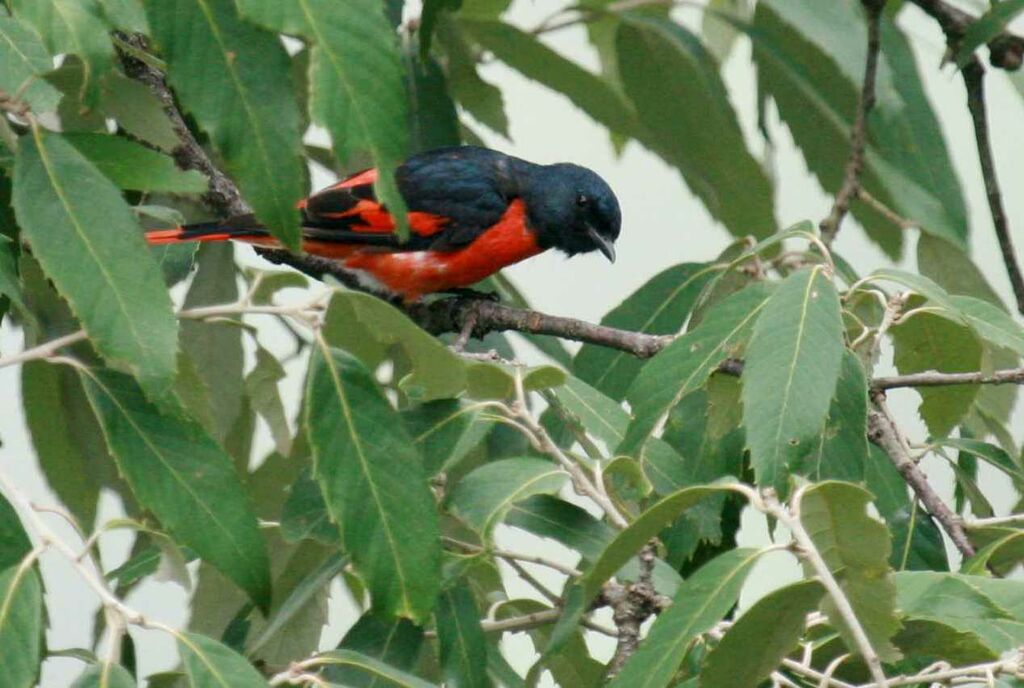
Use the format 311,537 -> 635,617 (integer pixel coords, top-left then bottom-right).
0,0 -> 1023,686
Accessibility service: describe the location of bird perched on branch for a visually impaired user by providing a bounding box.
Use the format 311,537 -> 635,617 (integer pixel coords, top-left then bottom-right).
147,146 -> 621,301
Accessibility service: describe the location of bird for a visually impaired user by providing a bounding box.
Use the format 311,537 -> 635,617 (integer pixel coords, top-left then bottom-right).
146,146 -> 621,302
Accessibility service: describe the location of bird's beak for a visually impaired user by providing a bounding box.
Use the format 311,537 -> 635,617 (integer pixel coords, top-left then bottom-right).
587,225 -> 616,263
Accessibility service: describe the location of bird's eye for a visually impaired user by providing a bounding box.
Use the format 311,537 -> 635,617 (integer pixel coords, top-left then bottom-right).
576,194 -> 590,207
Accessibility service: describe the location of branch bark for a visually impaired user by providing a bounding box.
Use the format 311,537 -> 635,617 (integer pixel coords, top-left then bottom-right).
910,0 -> 1024,69
873,365 -> 1024,390
820,0 -> 885,246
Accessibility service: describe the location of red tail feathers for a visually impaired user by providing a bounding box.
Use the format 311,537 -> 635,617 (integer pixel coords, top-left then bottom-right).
145,218 -> 269,246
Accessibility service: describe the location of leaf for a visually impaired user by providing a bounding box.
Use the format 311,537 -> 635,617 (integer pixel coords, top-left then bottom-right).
460,17 -> 637,138
446,458 -> 567,536
546,375 -> 629,449
617,14 -> 775,238
0,495 -> 30,572
81,368 -> 271,611
574,263 -> 718,400
405,52 -> 461,153
956,0 -> 1024,65
893,618 -> 997,668
101,72 -> 179,152
327,612 -> 424,687
917,234 -> 1005,309
433,17 -> 509,137
144,0 -> 304,249
402,400 -> 493,476
244,345 -> 291,457
891,308 -> 983,436
0,563 -> 43,688
504,495 -> 614,563
235,0 -> 410,238
317,650 -> 436,688
793,350 -> 869,483
70,663 -> 136,688
700,579 -> 825,688
63,133 -> 208,194
435,583 -> 488,688
962,530 -> 1024,576
11,0 -> 113,105
751,1 -> 967,255
936,438 -> 1024,484
950,294 -> 1024,356
322,291 -> 467,402
96,0 -> 148,31
305,345 -> 441,621
12,129 -> 178,397
0,235 -> 26,322
742,267 -> 844,490
0,14 -> 62,113
419,0 -> 462,59
801,482 -> 901,661
495,598 -> 602,688
621,282 -> 774,456
609,548 -> 762,688
177,632 -> 267,687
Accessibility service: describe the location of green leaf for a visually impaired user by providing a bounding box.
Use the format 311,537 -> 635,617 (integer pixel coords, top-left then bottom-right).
621,282 -> 774,456
81,368 -> 271,611
962,530 -> 1024,576
936,438 -> 1024,484
793,350 -> 869,483
917,234 -> 1005,309
144,0 -> 304,249
609,548 -> 762,688
751,1 -> 967,255
322,291 -> 467,402
177,632 -> 267,687
305,345 -> 440,621
63,133 -> 208,194
235,0 -> 410,238
700,579 -> 825,688
574,263 -> 718,400
0,563 -> 43,688
0,235 -> 26,322
11,0 -> 113,105
327,612 -> 424,686
0,14 -> 62,113
280,470 -> 336,545
435,583 -> 488,688
244,345 -> 291,457
547,375 -> 628,448
617,14 -> 775,238
496,598 -> 602,688
956,0 -> 1024,65
317,650 -> 436,688
446,457 -> 567,536
742,266 -> 844,490
101,72 -> 179,152
70,663 -> 136,688
13,129 -> 178,397
402,400 -> 493,476
433,17 -> 509,137
460,18 -> 637,137
891,308 -> 983,436
504,495 -> 614,563
870,268 -> 962,316
405,52 -> 461,153
950,294 -> 1024,356
893,617 -> 997,668
419,0 -> 462,59
801,481 -> 901,661
96,0 -> 148,31
0,495 -> 30,572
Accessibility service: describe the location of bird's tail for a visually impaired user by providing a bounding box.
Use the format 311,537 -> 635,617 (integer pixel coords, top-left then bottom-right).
145,214 -> 273,246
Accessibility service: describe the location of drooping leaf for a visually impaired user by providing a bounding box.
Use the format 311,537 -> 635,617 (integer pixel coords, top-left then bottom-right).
402,400 -> 493,475
504,495 -> 615,564
305,345 -> 440,621
144,0 -> 304,248
81,368 -> 271,611
893,618 -> 997,669
699,579 -> 825,688
419,0 -> 462,59
405,52 -> 461,153
617,14 -> 775,238
621,282 -> 774,456
752,0 -> 968,255
609,548 -> 762,688
63,133 -> 208,194
956,0 -> 1024,65
235,0 -> 410,238
435,583 -> 488,688
177,632 -> 268,687
446,457 -> 567,536
950,294 -> 1024,357
742,266 -> 844,491
11,0 -> 113,105
574,263 -> 718,400
317,650 -> 436,688
0,563 -> 43,688
326,612 -> 424,686
800,481 -> 901,661
280,470 -> 337,545
433,17 -> 509,137
891,308 -> 983,436
0,14 -> 62,113
917,234 -> 1005,309
12,129 -> 177,397
244,345 -> 291,457
935,438 -> 1024,484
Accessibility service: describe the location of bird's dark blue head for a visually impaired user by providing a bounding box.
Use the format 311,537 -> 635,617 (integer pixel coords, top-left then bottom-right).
520,162 -> 621,262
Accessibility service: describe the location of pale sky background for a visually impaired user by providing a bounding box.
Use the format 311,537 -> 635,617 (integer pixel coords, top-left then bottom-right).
1,1 -> 1023,685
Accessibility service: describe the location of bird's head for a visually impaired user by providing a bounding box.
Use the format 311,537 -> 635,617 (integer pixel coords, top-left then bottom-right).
521,163 -> 621,262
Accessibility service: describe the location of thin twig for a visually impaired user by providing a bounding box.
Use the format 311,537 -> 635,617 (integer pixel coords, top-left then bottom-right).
872,366 -> 1024,390
909,0 -> 1024,69
820,0 -> 885,246
962,59 -> 1024,316
867,394 -> 976,558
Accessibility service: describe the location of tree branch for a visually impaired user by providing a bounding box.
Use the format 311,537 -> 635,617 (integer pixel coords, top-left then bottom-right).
819,0 -> 885,246
962,59 -> 1024,317
910,0 -> 1024,69
873,365 -> 1024,390
867,394 -> 976,558
605,541 -> 659,679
